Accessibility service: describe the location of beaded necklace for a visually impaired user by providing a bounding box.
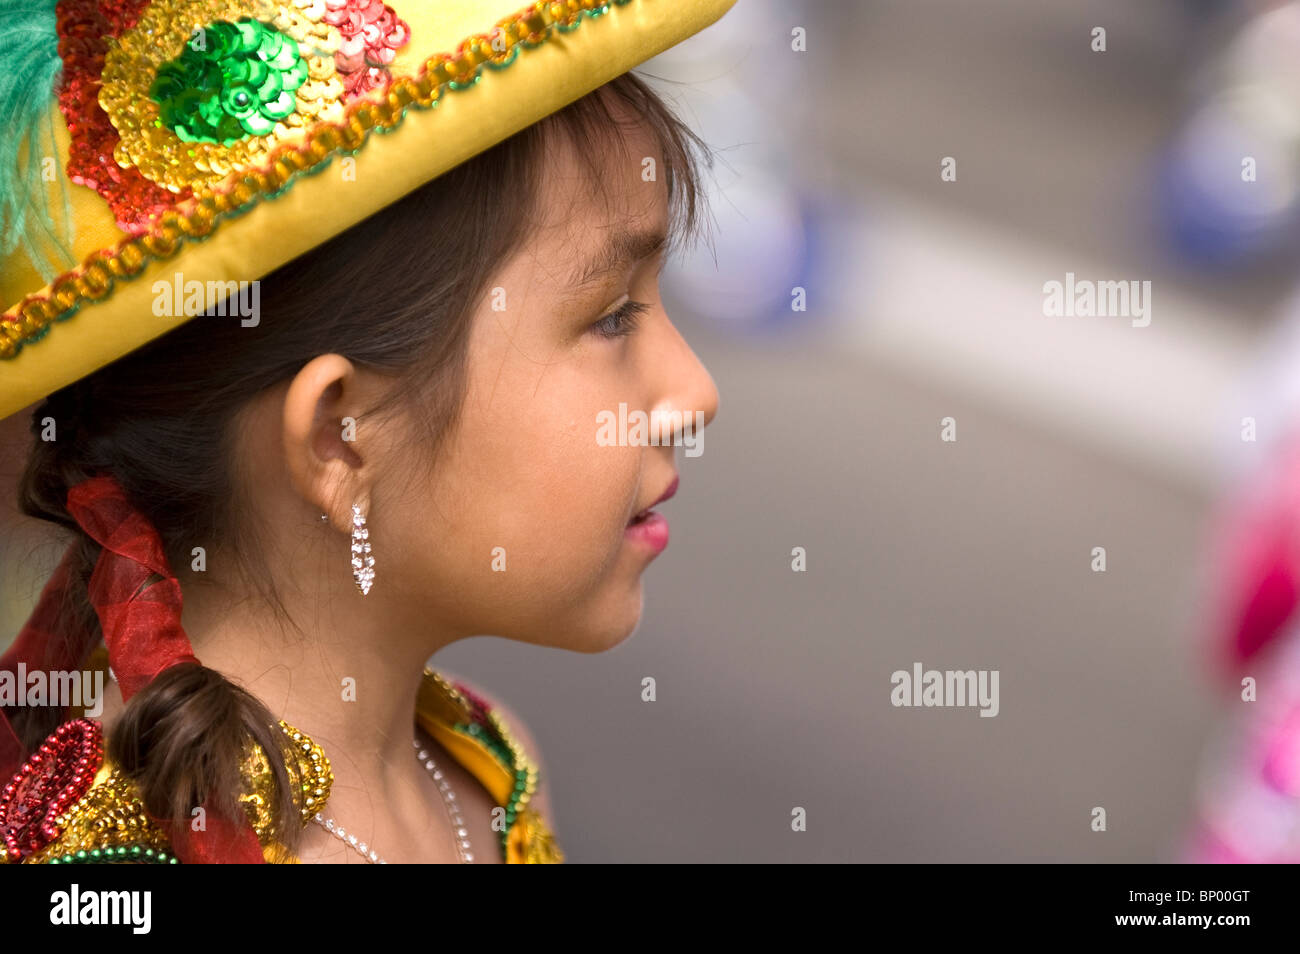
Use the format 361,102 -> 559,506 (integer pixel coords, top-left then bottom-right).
303,670 -> 538,864
308,735 -> 473,864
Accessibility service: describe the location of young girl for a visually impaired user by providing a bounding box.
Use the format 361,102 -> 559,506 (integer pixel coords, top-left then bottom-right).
0,0 -> 730,863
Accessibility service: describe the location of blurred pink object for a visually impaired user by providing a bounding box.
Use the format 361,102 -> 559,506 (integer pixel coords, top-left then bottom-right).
1186,424 -> 1300,862
1186,675 -> 1300,862
1188,532 -> 1300,862
1214,430 -> 1300,668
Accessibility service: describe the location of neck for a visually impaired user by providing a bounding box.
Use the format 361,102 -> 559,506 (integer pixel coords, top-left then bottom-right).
176,566 -> 460,811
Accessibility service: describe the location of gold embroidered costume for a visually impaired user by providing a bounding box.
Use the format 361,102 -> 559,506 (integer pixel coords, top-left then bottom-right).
1,657 -> 562,864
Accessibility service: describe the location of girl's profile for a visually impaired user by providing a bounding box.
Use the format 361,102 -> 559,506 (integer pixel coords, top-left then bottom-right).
0,0 -> 735,865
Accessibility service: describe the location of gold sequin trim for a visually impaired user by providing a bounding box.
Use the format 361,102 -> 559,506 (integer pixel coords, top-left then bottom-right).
508,807 -> 566,863
19,768 -> 171,865
1,0 -> 627,359
239,720 -> 333,843
4,719 -> 331,863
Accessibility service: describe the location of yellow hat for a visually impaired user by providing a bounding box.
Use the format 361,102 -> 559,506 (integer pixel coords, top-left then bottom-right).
0,0 -> 736,420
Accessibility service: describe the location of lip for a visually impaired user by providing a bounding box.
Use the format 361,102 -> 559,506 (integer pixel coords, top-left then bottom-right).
628,475 -> 678,521
648,475 -> 679,510
624,475 -> 678,555
624,511 -> 669,553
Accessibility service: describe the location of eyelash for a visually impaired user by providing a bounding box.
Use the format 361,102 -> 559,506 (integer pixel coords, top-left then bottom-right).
591,300 -> 650,339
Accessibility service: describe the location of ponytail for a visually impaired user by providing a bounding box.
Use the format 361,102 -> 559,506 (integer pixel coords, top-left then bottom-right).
107,663 -> 302,853
12,393 -> 304,859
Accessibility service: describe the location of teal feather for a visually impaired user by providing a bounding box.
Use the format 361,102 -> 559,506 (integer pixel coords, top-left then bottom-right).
0,0 -> 76,286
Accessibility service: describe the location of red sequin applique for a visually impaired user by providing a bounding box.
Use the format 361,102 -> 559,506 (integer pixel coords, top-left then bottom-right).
0,719 -> 104,861
55,0 -> 192,234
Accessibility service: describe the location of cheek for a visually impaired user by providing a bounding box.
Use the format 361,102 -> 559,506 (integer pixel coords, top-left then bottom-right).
401,362 -> 644,631
484,393 -> 640,565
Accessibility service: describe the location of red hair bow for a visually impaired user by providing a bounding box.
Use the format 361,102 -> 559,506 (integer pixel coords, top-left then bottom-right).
0,475 -> 264,862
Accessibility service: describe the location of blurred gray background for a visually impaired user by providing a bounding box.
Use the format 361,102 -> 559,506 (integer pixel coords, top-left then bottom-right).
432,0 -> 1296,862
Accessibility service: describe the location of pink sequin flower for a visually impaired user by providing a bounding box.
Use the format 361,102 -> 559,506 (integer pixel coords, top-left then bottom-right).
324,0 -> 411,100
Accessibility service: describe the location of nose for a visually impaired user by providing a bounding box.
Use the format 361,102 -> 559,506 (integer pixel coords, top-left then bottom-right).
653,318 -> 719,444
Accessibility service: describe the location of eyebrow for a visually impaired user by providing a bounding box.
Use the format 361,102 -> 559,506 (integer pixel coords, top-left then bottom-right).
566,226 -> 669,291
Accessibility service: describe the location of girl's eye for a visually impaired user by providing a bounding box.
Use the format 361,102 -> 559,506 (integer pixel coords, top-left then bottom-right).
591,300 -> 650,339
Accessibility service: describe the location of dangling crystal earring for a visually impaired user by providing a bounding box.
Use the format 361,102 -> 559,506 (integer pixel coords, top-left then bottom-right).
351,503 -> 375,595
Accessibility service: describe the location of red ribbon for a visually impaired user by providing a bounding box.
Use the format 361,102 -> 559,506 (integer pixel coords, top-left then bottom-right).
0,474 -> 265,863
65,475 -> 200,699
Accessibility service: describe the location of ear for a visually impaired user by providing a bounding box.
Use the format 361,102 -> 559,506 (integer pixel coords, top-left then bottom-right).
282,354 -> 373,529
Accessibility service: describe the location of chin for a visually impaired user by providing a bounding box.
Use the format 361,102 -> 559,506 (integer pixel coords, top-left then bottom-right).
563,581 -> 647,654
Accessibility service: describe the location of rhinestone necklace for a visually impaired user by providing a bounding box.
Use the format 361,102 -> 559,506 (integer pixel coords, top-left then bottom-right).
309,734 -> 473,863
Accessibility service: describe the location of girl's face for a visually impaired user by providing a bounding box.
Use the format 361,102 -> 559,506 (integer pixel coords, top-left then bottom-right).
384,116 -> 719,652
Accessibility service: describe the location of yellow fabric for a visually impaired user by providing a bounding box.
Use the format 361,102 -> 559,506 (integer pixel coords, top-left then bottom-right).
416,676 -> 514,807
0,0 -> 738,419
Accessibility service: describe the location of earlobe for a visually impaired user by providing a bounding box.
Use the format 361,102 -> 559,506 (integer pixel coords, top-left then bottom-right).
282,354 -> 364,521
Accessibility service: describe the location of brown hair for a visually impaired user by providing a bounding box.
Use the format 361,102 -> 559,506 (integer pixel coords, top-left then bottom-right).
13,71 -> 714,855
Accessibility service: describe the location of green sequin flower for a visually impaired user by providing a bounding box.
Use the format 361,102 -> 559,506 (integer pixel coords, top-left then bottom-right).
149,18 -> 307,146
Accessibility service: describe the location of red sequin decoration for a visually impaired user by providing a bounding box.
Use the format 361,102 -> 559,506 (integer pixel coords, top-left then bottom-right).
324,0 -> 411,101
451,681 -> 495,731
0,719 -> 104,861
54,0 -> 192,235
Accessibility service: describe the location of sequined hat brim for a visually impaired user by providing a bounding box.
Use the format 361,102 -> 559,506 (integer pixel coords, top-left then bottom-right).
0,0 -> 736,420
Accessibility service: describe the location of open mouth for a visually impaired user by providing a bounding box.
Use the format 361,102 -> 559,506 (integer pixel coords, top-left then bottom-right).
627,475 -> 678,527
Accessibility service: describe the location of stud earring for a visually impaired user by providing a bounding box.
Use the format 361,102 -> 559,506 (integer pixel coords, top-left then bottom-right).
351,503 -> 375,595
